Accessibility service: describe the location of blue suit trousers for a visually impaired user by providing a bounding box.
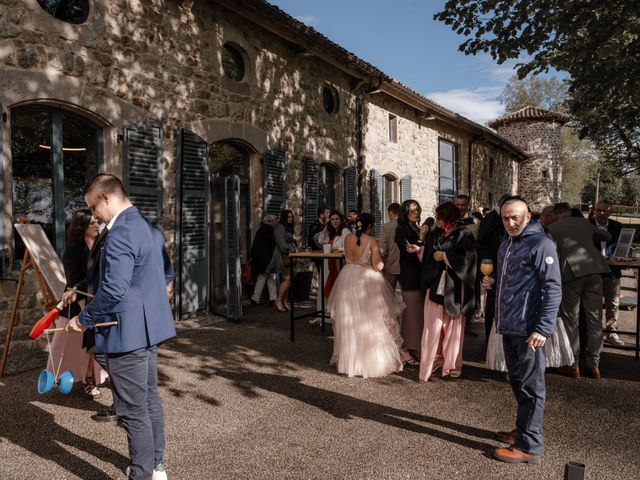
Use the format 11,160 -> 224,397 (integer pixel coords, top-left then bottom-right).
502,335 -> 546,455
108,345 -> 165,479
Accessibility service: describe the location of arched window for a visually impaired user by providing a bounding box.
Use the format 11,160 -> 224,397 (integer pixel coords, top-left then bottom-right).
221,44 -> 245,82
37,0 -> 90,24
322,86 -> 339,114
11,106 -> 102,257
383,173 -> 399,222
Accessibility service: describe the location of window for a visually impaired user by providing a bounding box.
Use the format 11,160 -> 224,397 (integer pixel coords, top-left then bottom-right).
319,164 -> 338,211
488,157 -> 495,177
11,107 -> 101,258
322,86 -> 339,114
221,44 -> 245,81
383,174 -> 399,222
438,139 -> 457,204
388,114 -> 397,143
37,0 -> 90,24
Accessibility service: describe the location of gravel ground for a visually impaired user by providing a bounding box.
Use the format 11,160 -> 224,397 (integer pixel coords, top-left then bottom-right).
1,282 -> 639,480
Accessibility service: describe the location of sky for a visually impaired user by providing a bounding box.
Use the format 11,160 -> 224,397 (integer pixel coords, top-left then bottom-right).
267,0 -> 524,125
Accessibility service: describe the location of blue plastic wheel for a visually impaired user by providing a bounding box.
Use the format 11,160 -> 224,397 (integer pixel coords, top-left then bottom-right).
37,369 -> 54,394
57,370 -> 74,395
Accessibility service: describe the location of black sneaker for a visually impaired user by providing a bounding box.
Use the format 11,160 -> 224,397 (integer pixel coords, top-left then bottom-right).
91,406 -> 118,422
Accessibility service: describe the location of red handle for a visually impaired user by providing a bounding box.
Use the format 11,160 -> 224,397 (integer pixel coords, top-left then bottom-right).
29,308 -> 60,340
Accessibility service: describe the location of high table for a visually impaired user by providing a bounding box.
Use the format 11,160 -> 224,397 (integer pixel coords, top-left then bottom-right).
608,258 -> 640,360
288,251 -> 345,341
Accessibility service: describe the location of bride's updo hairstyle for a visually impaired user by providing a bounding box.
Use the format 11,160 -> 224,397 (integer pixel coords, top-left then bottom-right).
355,212 -> 374,246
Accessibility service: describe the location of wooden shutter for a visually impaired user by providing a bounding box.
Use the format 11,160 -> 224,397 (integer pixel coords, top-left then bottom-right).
176,129 -> 209,317
123,120 -> 163,224
371,169 -> 383,238
400,175 -> 412,202
344,165 -> 357,213
263,149 -> 285,216
225,176 -> 242,321
303,157 -> 319,246
0,103 -> 4,262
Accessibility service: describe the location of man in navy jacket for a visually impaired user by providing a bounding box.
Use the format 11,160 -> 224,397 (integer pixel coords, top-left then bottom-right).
484,196 -> 562,464
67,173 -> 176,479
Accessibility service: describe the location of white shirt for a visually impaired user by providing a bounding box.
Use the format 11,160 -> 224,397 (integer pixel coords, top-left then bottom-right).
106,206 -> 129,230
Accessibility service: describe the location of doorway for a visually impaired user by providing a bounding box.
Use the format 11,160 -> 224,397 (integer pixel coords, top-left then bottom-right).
209,141 -> 252,320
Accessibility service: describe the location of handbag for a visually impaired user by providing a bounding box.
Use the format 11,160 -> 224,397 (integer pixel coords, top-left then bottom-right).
241,263 -> 255,285
436,267 -> 447,296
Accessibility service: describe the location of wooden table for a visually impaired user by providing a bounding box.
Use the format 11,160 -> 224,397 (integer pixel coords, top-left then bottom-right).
288,251 -> 345,341
608,258 -> 640,360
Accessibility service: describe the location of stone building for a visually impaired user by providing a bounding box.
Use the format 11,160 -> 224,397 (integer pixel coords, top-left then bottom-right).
489,106 -> 568,211
0,0 -> 530,329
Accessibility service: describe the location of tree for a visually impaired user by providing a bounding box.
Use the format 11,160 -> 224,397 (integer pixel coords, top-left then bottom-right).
435,1 -> 640,172
498,75 -> 566,114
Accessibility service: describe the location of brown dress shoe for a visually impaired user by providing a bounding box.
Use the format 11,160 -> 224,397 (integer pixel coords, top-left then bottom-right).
495,429 -> 518,444
555,366 -> 580,378
584,367 -> 601,379
493,446 -> 541,464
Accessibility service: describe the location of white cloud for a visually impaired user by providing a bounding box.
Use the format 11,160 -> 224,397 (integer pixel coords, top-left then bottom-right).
294,15 -> 319,26
426,87 -> 505,125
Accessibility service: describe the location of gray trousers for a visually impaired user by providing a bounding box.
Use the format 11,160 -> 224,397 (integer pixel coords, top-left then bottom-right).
109,345 -> 165,479
602,276 -> 621,331
559,274 -> 604,369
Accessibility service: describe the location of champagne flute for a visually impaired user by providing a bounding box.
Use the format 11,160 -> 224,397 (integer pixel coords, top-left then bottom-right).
480,259 -> 494,289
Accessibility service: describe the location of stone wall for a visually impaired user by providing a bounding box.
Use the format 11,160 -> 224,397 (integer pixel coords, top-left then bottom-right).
494,120 -> 563,211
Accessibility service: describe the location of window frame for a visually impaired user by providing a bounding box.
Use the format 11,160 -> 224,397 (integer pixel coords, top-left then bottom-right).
388,114 -> 398,143
10,105 -> 103,258
438,138 -> 457,205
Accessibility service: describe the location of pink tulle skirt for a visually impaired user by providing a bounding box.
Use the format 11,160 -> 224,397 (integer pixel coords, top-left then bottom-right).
327,264 -> 405,378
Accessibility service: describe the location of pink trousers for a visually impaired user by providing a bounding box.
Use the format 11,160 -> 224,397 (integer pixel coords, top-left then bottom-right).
419,293 -> 465,381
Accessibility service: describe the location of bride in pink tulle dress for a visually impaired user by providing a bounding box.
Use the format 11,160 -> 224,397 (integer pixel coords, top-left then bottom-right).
326,213 -> 405,378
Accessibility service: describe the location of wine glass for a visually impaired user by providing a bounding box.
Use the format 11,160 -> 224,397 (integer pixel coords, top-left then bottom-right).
480,259 -> 494,289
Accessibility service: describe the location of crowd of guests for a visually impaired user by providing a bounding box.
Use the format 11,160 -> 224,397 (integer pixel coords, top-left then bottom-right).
247,195 -> 625,384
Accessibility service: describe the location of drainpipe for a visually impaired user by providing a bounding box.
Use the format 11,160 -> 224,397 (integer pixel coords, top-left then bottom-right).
355,78 -> 383,211
467,135 -> 480,202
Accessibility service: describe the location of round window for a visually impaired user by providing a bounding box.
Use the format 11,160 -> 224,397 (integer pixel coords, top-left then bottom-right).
37,0 -> 90,24
323,86 -> 339,114
222,44 -> 245,81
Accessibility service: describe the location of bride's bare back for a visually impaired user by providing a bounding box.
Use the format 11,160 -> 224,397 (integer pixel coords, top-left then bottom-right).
344,233 -> 384,271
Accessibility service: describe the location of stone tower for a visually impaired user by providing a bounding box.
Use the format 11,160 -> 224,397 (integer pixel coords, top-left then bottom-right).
489,106 -> 568,212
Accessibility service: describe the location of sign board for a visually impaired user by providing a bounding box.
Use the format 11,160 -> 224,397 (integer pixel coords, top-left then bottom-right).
612,227 -> 636,259
14,223 -> 66,299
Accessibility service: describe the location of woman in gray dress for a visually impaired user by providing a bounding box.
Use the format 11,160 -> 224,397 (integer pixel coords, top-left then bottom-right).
268,209 -> 297,312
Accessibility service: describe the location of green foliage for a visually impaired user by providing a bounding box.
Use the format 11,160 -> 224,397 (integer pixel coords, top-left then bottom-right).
435,0 -> 640,171
499,75 -> 566,114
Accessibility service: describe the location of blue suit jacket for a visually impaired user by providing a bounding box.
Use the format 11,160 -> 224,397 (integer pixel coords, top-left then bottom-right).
79,206 -> 176,353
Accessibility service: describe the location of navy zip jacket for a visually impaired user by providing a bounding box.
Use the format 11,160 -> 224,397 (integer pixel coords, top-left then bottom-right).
495,220 -> 562,338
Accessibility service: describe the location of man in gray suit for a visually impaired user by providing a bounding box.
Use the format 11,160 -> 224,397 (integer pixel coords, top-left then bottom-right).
379,203 -> 401,289
547,203 -> 611,379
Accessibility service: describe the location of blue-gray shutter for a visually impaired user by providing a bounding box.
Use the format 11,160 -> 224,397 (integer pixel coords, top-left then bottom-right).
176,129 -> 209,317
371,169 -> 383,238
263,149 -> 285,216
225,176 -> 242,321
0,103 -> 4,264
123,120 -> 163,224
344,165 -> 357,213
400,175 -> 412,202
303,157 -> 319,246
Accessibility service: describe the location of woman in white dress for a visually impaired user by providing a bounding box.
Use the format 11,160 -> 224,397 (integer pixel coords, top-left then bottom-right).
326,213 -> 405,378
486,318 -> 574,371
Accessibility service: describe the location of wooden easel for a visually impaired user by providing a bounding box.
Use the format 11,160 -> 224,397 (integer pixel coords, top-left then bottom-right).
0,250 -> 58,377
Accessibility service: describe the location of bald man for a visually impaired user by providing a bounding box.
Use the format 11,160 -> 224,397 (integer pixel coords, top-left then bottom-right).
483,196 -> 562,464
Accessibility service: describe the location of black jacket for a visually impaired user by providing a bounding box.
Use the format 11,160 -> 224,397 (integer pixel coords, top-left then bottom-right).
395,223 -> 422,291
420,226 -> 477,318
250,224 -> 276,275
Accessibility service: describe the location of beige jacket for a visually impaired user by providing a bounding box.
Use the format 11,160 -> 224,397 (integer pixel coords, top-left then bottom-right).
379,219 -> 400,275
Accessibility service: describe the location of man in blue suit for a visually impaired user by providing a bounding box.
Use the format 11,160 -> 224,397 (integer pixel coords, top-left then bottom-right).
67,173 -> 176,479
